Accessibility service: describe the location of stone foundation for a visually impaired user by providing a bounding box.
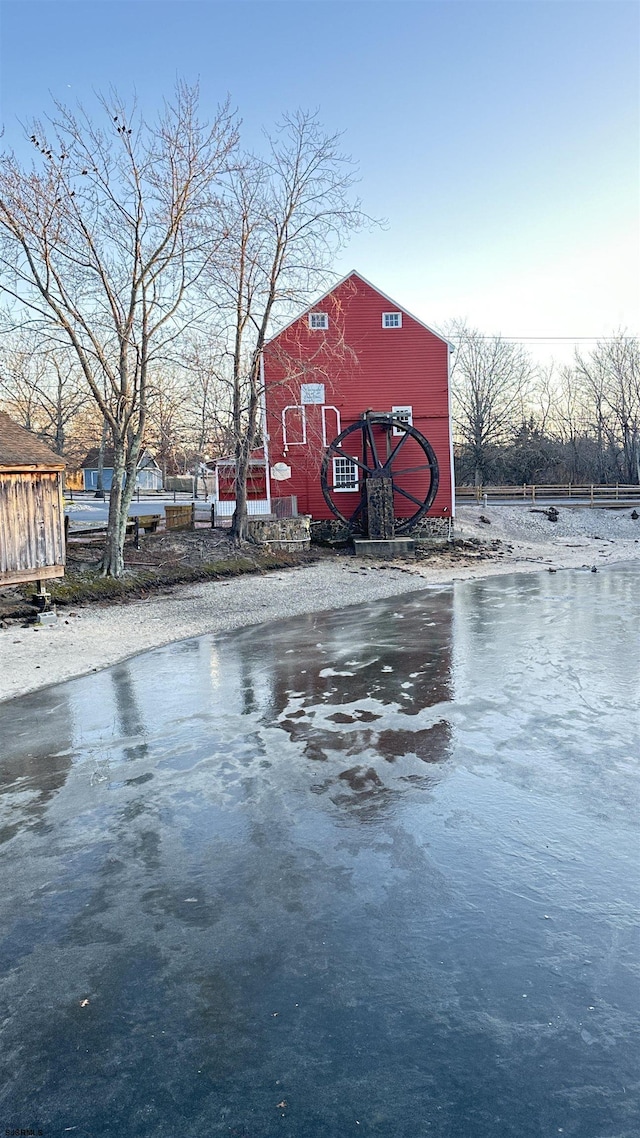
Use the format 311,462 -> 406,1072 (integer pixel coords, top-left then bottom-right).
247,515 -> 311,552
353,538 -> 416,558
311,515 -> 453,547
413,516 -> 453,544
310,518 -> 352,546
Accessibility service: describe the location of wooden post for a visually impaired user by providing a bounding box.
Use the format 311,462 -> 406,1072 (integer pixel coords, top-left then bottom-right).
532,485 -> 536,504
34,579 -> 50,612
190,503 -> 195,530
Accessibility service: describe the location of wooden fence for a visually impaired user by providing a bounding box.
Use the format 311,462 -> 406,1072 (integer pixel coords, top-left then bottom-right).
456,484 -> 640,505
164,504 -> 195,531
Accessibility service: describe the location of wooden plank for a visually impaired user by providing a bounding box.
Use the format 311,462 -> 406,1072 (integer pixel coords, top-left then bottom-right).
0,463 -> 65,473
0,564 -> 65,586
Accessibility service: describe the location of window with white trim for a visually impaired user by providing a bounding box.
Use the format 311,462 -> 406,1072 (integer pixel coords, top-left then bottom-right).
392,405 -> 413,436
309,312 -> 329,330
333,456 -> 359,492
382,311 -> 402,328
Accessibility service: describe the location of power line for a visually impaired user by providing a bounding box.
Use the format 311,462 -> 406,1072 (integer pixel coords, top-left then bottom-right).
474,336 -> 638,342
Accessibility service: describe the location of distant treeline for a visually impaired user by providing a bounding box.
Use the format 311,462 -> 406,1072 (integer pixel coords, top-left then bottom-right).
449,325 -> 639,487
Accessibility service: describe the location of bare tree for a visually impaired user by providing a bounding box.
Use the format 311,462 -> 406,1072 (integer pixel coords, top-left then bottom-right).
448,321 -> 534,486
575,334 -> 640,484
0,329 -> 50,432
0,83 -> 237,574
145,366 -> 191,486
207,112 -> 369,543
180,335 -> 235,494
0,329 -> 88,455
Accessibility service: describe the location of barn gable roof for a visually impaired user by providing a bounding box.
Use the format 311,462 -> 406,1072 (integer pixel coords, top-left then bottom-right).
266,270 -> 454,348
0,411 -> 65,470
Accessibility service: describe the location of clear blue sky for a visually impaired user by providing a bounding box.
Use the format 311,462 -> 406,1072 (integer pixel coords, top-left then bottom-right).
1,0 -> 638,362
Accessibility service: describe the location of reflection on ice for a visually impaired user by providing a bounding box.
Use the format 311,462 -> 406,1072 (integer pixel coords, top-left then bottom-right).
0,568 -> 638,1138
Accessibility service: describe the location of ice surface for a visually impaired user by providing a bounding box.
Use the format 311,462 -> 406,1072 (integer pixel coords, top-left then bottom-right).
0,567 -> 638,1137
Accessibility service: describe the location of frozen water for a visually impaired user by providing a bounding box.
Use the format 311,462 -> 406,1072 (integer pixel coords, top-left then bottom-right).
0,567 -> 638,1137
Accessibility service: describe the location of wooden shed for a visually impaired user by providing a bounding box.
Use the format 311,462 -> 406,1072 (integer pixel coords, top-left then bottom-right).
0,412 -> 66,587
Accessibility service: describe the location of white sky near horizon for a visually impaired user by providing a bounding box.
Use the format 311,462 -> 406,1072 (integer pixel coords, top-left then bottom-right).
0,0 -> 638,370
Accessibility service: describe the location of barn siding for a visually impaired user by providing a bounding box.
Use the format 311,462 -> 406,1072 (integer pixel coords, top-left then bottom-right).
264,273 -> 453,520
0,471 -> 65,579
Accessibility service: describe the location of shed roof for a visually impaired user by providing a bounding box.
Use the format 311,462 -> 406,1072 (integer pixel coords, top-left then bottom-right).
0,412 -> 66,471
81,445 -> 159,470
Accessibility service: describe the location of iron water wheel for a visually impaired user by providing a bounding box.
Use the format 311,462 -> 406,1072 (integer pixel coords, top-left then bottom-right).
320,412 -> 440,535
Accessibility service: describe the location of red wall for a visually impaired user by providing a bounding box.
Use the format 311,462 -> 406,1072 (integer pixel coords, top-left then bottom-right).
263,273 -> 453,520
218,469 -> 267,500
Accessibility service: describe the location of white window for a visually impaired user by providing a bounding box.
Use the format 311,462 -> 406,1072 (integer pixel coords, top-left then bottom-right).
382,311 -> 402,328
392,405 -> 413,436
301,382 -> 325,405
333,456 -> 359,492
309,312 -> 329,330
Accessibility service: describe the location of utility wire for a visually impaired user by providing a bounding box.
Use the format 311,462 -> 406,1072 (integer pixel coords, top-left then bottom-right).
471,336 -> 637,342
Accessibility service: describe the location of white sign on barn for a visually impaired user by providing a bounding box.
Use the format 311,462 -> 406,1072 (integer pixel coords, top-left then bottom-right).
300,383 -> 325,405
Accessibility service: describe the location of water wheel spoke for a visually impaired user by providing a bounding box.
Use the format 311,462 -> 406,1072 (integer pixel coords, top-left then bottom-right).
392,484 -> 425,508
390,463 -> 436,477
348,499 -> 365,525
365,420 -> 383,470
381,430 -> 411,473
329,446 -> 372,476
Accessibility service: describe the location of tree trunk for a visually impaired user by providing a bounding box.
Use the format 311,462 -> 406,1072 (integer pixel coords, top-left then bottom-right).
230,436 -> 250,546
98,433 -> 140,576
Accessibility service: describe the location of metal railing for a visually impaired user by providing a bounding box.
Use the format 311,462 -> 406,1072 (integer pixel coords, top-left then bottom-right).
272,495 -> 298,519
212,495 -> 298,526
214,499 -> 272,518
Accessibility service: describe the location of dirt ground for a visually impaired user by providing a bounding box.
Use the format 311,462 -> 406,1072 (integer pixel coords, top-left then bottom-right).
2,503 -> 639,703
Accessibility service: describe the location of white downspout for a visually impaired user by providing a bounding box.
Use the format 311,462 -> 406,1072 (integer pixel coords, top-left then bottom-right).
260,353 -> 271,511
447,343 -> 456,522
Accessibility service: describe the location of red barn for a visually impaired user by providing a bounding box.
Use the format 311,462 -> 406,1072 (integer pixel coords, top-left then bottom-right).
261,271 -> 454,538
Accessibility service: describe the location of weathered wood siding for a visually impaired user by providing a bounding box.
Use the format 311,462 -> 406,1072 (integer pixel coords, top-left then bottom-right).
0,470 -> 65,585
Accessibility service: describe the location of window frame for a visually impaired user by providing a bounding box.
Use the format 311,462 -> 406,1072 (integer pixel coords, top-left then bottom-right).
382,311 -> 403,329
309,312 -> 329,330
332,455 -> 359,493
391,405 -> 413,437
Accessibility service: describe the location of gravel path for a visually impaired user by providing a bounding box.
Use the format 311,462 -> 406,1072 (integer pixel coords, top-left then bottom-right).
2,504 -> 639,705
